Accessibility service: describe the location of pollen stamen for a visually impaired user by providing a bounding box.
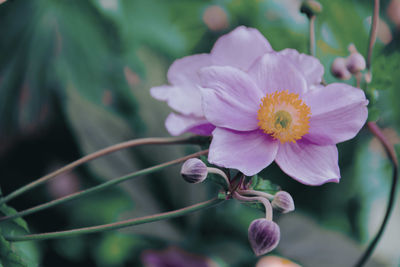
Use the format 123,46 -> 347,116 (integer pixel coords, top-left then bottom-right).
257,90 -> 311,143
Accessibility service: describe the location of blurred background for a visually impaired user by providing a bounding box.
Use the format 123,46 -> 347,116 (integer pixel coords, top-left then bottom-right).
0,0 -> 399,266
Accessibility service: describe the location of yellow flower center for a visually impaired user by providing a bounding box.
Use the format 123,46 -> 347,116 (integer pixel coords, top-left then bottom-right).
257,90 -> 311,143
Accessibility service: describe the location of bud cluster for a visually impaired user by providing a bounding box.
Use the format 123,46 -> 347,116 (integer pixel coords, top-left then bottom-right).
244,190 -> 295,257
331,44 -> 366,80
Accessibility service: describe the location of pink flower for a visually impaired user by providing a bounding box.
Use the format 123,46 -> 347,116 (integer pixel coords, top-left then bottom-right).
151,26 -> 273,136
197,34 -> 368,186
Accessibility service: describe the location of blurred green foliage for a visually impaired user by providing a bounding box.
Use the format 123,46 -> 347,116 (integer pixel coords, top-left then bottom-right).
0,0 -> 399,266
0,202 -> 39,267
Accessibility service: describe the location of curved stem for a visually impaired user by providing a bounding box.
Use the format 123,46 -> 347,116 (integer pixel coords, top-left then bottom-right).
0,136 -> 208,206
237,189 -> 274,201
4,197 -> 224,242
309,15 -> 316,57
207,167 -> 230,188
0,150 -> 208,222
354,123 -> 398,267
233,192 -> 273,221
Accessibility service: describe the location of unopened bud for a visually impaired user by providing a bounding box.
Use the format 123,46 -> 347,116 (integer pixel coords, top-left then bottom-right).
271,191 -> 295,214
346,52 -> 366,74
180,158 -> 208,183
248,219 -> 280,256
387,0 -> 400,29
331,57 -> 351,80
300,0 -> 322,18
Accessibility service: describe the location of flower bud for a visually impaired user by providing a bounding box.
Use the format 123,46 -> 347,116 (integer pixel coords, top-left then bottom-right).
271,191 -> 295,214
180,158 -> 208,184
387,0 -> 400,29
300,0 -> 323,18
248,219 -> 280,256
346,52 -> 366,74
331,57 -> 351,80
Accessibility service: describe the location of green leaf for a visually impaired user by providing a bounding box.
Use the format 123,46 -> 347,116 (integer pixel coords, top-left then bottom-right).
250,175 -> 281,195
243,175 -> 281,212
0,204 -> 40,267
370,52 -> 400,92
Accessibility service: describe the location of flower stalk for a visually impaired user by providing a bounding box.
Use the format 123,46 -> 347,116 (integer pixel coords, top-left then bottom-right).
355,123 -> 398,267
0,150 -> 208,222
4,197 -> 224,242
366,0 -> 380,71
233,192 -> 273,221
309,15 -> 316,57
355,0 -> 399,266
0,136 -> 208,206
237,189 -> 274,201
207,167 -> 230,188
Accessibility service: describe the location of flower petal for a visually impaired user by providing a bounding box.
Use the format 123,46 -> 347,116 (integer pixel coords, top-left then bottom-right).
150,54 -> 212,117
200,66 -> 263,131
167,53 -> 212,85
150,85 -> 171,101
278,48 -> 324,86
211,26 -> 273,71
208,128 -> 279,176
150,85 -> 203,117
302,83 -> 368,145
248,53 -> 308,96
275,141 -> 340,186
165,113 -> 215,136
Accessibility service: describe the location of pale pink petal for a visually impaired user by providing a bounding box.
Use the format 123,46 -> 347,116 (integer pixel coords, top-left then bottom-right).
150,85 -> 171,101
209,128 -> 279,176
150,54 -> 212,117
211,26 -> 273,71
165,113 -> 215,136
248,53 -> 308,96
302,83 -> 368,145
200,66 -> 263,131
275,141 -> 340,186
167,53 -> 212,85
150,85 -> 203,117
278,48 -> 324,86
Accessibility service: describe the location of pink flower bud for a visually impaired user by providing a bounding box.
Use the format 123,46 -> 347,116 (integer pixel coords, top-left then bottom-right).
387,0 -> 400,29
346,52 -> 366,74
248,219 -> 280,256
180,158 -> 208,183
331,57 -> 351,80
300,0 -> 323,18
203,5 -> 229,32
271,191 -> 295,214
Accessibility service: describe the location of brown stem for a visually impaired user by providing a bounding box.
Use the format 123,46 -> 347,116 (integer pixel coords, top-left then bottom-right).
354,122 -> 398,267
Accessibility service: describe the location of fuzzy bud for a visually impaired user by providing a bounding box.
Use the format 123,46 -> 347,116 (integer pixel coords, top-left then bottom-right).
248,219 -> 280,256
331,57 -> 351,80
346,52 -> 366,74
300,0 -> 322,18
271,191 -> 295,214
180,158 -> 208,184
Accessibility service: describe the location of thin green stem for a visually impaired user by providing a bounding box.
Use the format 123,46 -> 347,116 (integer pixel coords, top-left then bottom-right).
0,136 -> 208,206
4,197 -> 224,242
0,150 -> 208,222
354,122 -> 398,267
